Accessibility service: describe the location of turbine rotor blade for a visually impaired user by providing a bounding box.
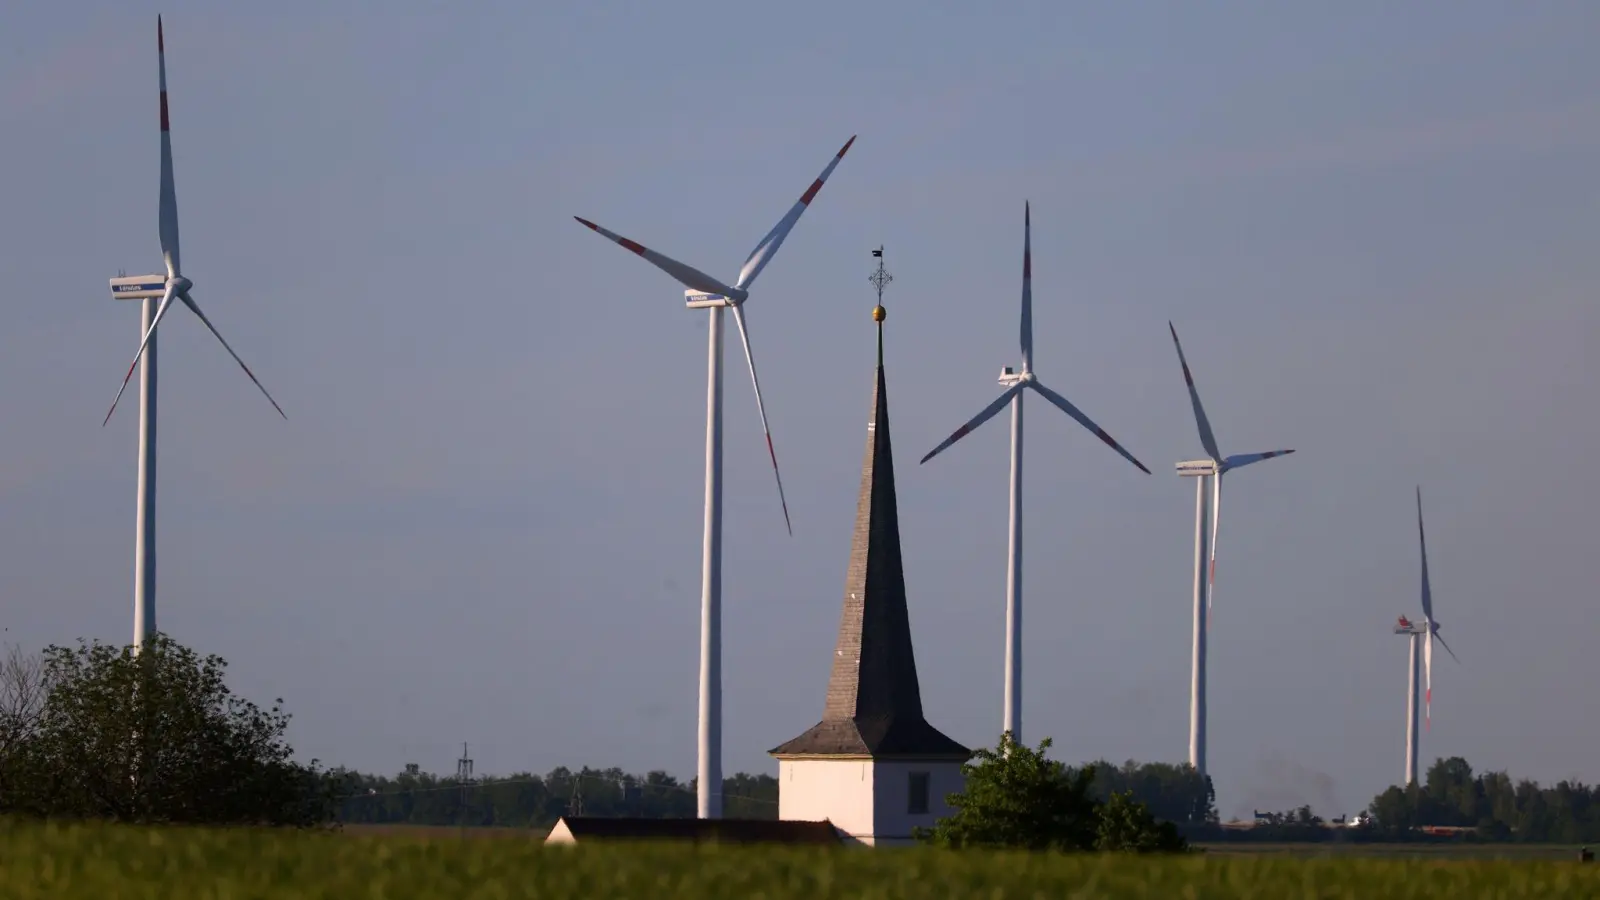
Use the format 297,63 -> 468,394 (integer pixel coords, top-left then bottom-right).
178,290 -> 286,419
157,15 -> 180,277
734,135 -> 856,291
1417,486 -> 1434,622
919,386 -> 1020,465
1019,201 -> 1032,372
103,283 -> 180,426
1434,630 -> 1461,664
1222,449 -> 1296,470
1167,322 -> 1221,462
573,217 -> 745,300
729,304 -> 791,535
1207,472 -> 1222,631
1424,628 -> 1434,731
1027,381 -> 1151,474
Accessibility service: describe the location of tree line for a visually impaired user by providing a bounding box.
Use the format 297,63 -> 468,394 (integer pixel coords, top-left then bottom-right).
331,754 -> 1217,831
1364,756 -> 1600,843
5,635 -> 1596,845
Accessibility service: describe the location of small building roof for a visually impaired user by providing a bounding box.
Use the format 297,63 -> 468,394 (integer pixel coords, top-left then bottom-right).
544,816 -> 842,845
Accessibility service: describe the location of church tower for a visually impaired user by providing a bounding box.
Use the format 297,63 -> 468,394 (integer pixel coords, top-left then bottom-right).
770,252 -> 970,846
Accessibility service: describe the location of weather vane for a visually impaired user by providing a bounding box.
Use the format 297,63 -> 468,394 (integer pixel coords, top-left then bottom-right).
869,246 -> 892,322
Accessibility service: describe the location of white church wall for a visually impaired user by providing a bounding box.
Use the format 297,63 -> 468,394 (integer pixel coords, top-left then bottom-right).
870,759 -> 965,845
778,757 -> 966,846
777,759 -> 874,842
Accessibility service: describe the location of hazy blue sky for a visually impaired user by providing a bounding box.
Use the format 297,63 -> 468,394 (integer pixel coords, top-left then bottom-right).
3,1 -> 1597,819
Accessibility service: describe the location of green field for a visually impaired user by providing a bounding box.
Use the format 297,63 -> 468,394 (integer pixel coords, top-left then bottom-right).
5,819 -> 1599,898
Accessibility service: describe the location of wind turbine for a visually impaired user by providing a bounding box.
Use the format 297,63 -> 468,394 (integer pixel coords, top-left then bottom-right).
573,135 -> 855,818
1395,486 -> 1459,786
104,16 -> 286,653
920,202 -> 1149,745
1167,323 -> 1294,779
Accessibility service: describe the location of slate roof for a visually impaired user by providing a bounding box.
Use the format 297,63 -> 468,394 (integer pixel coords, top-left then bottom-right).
545,816 -> 842,845
771,336 -> 969,761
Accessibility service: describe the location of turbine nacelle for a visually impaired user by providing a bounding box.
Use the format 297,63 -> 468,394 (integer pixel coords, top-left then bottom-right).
997,366 -> 1031,387
685,289 -> 748,308
110,274 -> 167,301
1394,615 -> 1426,635
1176,459 -> 1219,478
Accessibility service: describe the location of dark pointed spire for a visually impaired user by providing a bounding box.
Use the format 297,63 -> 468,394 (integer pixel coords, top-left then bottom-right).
771,290 -> 968,760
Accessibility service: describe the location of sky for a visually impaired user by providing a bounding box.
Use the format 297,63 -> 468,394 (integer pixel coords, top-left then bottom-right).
2,1 -> 1597,820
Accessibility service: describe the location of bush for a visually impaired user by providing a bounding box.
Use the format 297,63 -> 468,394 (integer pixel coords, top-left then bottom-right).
915,732 -> 1188,853
1,634 -> 338,827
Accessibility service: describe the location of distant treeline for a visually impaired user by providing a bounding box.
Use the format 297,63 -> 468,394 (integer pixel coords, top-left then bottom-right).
333,766 -> 777,827
331,759 -> 1219,831
1362,757 -> 1600,843
333,755 -> 1600,844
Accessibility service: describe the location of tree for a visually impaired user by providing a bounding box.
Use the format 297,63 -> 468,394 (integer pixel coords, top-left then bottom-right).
914,733 -> 1188,853
0,644 -> 49,806
1085,759 -> 1217,825
4,634 -> 338,826
1095,791 -> 1188,853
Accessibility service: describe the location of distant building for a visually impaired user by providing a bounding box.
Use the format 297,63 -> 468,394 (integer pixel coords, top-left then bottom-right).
545,816 -> 841,846
768,309 -> 971,846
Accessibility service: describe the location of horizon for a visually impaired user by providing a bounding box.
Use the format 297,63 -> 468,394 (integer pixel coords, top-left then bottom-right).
2,1 -> 1596,823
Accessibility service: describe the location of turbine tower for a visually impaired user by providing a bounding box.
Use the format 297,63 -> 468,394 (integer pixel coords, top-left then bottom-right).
1395,486 -> 1459,786
920,202 -> 1149,744
104,16 -> 286,652
1167,323 -> 1294,779
573,136 -> 855,818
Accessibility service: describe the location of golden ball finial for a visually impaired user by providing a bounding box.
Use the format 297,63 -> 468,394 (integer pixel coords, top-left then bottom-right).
872,305 -> 886,322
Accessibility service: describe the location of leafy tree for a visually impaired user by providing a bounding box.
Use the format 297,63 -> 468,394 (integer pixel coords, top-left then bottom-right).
1095,791 -> 1188,852
1366,756 -> 1600,842
914,733 -> 1187,853
1085,759 -> 1217,825
2,634 -> 337,826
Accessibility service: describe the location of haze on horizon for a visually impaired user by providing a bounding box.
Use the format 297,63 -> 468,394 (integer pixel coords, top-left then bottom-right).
2,1 -> 1596,820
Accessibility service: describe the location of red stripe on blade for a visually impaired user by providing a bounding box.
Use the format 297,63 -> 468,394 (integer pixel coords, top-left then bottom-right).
160,93 -> 169,131
799,178 -> 824,206
618,238 -> 647,256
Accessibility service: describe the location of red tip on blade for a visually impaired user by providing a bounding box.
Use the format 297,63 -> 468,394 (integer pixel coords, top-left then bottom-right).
573,216 -> 597,230
838,135 -> 857,157
1025,200 -> 1030,225
158,16 -> 164,52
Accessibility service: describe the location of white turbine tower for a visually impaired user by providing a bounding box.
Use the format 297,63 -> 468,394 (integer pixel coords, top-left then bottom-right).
1167,323 -> 1293,779
104,16 -> 286,652
1395,486 -> 1459,786
920,202 -> 1150,745
574,135 -> 855,818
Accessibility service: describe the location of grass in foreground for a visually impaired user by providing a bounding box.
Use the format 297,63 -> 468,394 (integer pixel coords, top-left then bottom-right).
3,819 -> 1600,899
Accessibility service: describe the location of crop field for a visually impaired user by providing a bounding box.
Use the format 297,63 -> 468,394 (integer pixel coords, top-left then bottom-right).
5,819 -> 1599,899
